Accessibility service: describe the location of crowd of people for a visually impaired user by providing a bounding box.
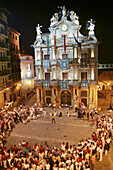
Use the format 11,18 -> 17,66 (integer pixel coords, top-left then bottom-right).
0,104 -> 112,169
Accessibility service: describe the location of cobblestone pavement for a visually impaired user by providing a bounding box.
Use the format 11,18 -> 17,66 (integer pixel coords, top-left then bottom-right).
3,94 -> 113,170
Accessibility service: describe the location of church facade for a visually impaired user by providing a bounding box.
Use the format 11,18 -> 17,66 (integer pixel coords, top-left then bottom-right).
33,6 -> 98,109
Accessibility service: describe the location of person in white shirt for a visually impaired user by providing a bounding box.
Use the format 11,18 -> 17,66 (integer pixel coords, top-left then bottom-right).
53,163 -> 58,170
99,146 -> 103,161
61,142 -> 65,151
45,159 -> 50,170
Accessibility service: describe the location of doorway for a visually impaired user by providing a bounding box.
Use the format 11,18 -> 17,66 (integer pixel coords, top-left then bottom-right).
61,91 -> 71,105
81,98 -> 87,107
46,97 -> 51,104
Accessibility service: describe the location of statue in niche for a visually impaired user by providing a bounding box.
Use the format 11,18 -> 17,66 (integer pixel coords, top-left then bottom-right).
36,24 -> 42,39
50,13 -> 59,26
87,19 -> 95,35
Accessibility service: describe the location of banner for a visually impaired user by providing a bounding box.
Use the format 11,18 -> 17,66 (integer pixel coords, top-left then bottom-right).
60,59 -> 69,70
54,36 -> 56,55
60,80 -> 69,90
73,34 -> 82,49
81,81 -> 88,89
43,80 -> 50,89
64,34 -> 66,54
43,60 -> 49,69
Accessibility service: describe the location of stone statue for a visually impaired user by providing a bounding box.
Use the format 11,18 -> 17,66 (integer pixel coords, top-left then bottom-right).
36,24 -> 42,39
70,11 -> 79,25
50,13 -> 59,26
62,6 -> 67,19
58,6 -> 67,20
87,19 -> 95,35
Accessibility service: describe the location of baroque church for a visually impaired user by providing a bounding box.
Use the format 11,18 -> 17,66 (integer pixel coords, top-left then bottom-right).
32,6 -> 98,109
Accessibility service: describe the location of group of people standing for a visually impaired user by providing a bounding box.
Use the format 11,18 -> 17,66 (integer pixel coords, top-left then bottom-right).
0,103 -> 112,169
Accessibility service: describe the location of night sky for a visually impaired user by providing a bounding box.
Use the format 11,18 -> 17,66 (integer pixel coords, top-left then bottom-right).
1,0 -> 113,63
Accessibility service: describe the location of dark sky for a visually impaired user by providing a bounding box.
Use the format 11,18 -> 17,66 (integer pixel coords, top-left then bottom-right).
1,0 -> 113,62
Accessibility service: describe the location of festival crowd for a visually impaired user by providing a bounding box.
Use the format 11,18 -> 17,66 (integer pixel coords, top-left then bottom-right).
0,104 -> 112,170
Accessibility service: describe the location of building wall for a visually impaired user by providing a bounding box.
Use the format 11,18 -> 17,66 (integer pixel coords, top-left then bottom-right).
0,9 -> 11,107
98,79 -> 113,110
0,9 -> 22,108
33,7 -> 98,109
20,54 -> 35,90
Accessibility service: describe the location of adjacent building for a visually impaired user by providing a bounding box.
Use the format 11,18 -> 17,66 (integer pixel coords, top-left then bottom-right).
0,8 -> 11,107
20,54 -> 34,90
98,64 -> 113,110
0,8 -> 21,108
8,27 -> 21,105
33,6 -> 99,109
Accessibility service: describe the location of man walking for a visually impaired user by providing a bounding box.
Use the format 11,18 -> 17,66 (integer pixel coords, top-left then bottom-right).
51,113 -> 56,123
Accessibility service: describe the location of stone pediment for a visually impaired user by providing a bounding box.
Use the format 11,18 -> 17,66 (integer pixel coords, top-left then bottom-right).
49,19 -> 79,32
50,19 -> 77,28
49,19 -> 81,39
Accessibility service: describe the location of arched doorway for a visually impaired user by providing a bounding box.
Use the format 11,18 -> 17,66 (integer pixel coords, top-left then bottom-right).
61,91 -> 71,105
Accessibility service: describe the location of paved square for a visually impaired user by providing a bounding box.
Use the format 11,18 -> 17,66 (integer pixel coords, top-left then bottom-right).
5,108 -> 96,149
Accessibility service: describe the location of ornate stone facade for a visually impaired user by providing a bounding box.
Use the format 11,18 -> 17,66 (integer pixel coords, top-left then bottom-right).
33,6 -> 98,109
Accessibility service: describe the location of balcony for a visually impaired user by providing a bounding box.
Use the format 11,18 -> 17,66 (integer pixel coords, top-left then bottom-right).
24,73 -> 34,79
0,82 -> 11,91
72,80 -> 81,86
0,28 -> 7,37
0,56 -> 9,62
35,80 -> 43,86
50,80 -> 59,86
88,80 -> 98,86
50,60 -> 57,65
0,42 -> 8,49
0,70 -> 10,76
35,60 -> 42,66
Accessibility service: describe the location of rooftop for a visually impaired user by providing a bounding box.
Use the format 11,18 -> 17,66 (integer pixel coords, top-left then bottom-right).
98,71 -> 113,81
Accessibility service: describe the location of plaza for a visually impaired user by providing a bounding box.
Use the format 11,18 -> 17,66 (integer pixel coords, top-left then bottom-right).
0,93 -> 112,169
0,3 -> 113,170
5,107 -> 96,149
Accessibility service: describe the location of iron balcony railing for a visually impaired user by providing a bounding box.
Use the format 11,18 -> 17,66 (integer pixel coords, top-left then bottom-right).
34,79 -> 98,87
0,28 -> 7,36
0,70 -> 10,76
0,57 -> 9,62
0,42 -> 8,49
0,82 -> 11,91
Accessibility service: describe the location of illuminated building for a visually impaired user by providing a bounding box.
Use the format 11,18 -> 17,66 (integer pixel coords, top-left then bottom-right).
9,27 -> 21,106
20,54 -> 34,89
0,8 -> 21,108
98,64 -> 113,110
33,6 -> 98,109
